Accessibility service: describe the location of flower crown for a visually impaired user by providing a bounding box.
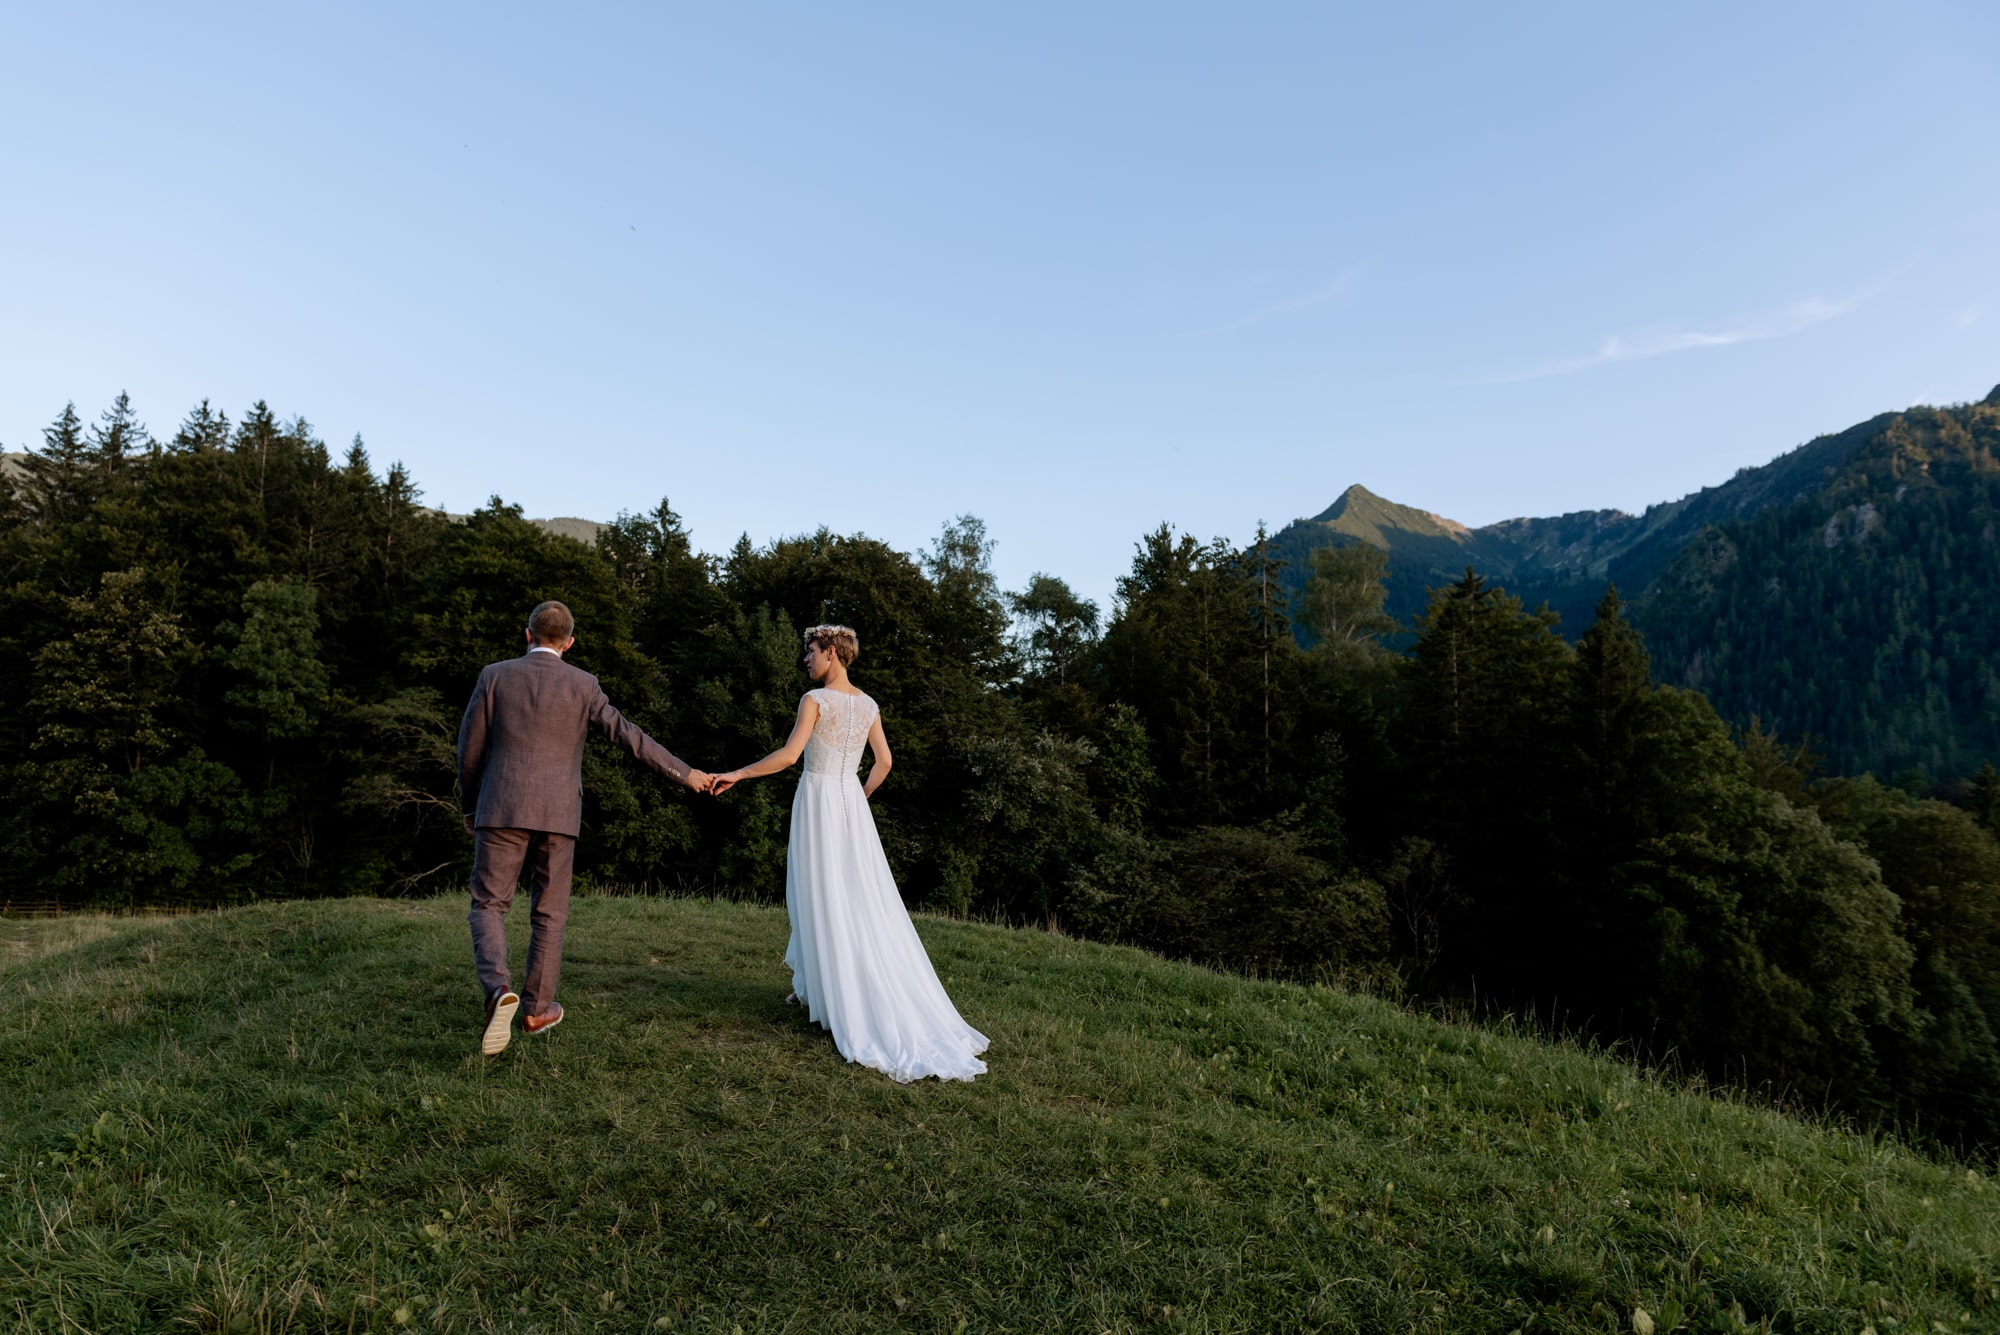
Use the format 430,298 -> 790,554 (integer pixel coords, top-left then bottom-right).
803,623 -> 860,665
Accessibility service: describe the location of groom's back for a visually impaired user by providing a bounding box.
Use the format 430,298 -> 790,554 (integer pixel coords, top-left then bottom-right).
461,652 -> 600,835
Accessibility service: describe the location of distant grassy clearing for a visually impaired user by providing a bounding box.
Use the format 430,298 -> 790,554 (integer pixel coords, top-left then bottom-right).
0,911 -> 153,967
3,897 -> 1994,1334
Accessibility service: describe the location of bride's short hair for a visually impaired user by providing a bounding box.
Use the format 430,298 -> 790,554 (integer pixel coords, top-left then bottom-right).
804,624 -> 860,667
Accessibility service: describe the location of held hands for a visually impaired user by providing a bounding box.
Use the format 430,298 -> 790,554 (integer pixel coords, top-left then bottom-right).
701,771 -> 861,799
685,767 -> 741,796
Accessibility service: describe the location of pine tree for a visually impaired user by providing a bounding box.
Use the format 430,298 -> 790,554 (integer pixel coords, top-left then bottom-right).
1244,523 -> 1285,786
89,391 -> 150,470
376,461 -> 423,584
600,497 -> 732,686
171,401 -> 231,454
237,400 -> 281,519
15,567 -> 247,902
227,579 -> 329,747
1971,762 -> 2000,840
1572,585 -> 1653,823
16,402 -> 92,525
341,435 -> 372,482
1398,567 -> 1573,989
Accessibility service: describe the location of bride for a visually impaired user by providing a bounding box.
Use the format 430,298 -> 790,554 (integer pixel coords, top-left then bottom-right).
710,624 -> 989,1082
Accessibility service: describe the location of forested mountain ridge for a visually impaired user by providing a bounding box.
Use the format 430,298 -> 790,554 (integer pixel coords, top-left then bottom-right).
1638,389 -> 2000,778
1273,407 -> 1909,629
1275,386 -> 2000,777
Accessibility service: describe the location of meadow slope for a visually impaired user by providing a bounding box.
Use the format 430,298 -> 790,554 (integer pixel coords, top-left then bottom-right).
2,898 -> 1994,1334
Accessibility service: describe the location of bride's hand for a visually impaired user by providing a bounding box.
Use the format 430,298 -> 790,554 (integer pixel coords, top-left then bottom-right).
709,772 -> 740,796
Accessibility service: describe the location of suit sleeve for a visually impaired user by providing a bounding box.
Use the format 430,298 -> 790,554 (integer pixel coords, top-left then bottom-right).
589,687 -> 694,786
457,668 -> 494,816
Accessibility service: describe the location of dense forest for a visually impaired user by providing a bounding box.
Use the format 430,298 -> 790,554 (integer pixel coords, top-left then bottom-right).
5,395 -> 2000,1152
1638,397 -> 2000,780
1270,386 -> 2000,782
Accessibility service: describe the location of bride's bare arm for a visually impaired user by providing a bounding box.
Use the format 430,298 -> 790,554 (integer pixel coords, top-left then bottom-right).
711,696 -> 819,795
862,715 -> 893,799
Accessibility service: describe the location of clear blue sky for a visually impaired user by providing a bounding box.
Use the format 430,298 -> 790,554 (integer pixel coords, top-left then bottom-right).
4,3 -> 1996,608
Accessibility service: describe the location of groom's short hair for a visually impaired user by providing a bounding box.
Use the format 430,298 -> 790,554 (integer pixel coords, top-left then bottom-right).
528,600 -> 575,645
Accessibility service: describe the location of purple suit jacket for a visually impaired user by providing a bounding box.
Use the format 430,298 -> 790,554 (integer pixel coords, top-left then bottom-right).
457,650 -> 692,836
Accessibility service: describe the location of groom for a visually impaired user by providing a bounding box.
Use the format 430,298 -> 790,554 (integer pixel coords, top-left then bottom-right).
458,599 -> 713,1055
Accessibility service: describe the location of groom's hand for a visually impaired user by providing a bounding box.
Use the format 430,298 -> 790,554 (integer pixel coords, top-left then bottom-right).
685,769 -> 715,794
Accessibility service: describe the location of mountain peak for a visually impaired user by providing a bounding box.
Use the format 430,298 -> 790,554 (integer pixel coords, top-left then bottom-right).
1307,484 -> 1474,545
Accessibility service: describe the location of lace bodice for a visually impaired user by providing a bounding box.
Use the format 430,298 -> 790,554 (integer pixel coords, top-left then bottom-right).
802,689 -> 878,777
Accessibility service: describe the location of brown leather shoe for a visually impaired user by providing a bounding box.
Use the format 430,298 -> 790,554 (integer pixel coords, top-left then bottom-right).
523,1002 -> 564,1035
481,988 -> 520,1056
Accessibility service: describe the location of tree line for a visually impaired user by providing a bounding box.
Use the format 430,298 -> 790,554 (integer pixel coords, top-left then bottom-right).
5,396 -> 1998,1151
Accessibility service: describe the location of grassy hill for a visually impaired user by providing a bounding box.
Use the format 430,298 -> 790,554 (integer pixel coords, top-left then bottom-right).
4,897 -> 1995,1334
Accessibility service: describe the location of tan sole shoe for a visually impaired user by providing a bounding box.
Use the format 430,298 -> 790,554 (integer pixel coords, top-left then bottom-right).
482,989 -> 520,1055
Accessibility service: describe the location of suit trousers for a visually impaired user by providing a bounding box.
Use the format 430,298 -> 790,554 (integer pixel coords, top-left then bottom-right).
468,826 -> 576,1017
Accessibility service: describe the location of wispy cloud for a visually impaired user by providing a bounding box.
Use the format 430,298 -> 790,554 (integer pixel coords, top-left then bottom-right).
1189,268 -> 1361,336
1487,276 -> 1893,383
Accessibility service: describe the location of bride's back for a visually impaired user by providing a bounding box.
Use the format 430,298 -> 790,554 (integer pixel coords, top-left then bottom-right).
802,688 -> 877,777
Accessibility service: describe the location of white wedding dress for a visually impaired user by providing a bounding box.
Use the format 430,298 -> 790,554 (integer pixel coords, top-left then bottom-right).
784,688 -> 989,1082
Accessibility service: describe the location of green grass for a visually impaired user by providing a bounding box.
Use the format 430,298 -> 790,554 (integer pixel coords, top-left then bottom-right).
1,911 -> 152,968
3,897 -> 1995,1334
